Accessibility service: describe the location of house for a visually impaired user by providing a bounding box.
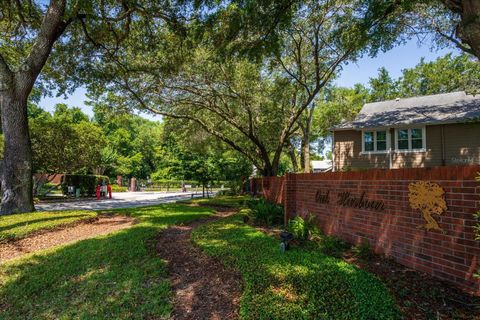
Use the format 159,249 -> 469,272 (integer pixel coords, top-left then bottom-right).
332,91 -> 480,171
311,160 -> 332,172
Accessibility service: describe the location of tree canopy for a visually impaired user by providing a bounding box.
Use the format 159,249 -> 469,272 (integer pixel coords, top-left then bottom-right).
0,0 -> 479,214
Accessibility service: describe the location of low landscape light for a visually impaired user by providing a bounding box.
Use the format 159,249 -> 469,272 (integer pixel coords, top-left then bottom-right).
279,231 -> 293,252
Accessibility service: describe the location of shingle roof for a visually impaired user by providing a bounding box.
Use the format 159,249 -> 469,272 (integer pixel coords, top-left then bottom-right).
334,91 -> 480,130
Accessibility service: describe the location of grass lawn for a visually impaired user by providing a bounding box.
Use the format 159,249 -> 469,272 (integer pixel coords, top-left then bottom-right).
192,214 -> 401,320
186,195 -> 251,208
0,204 -> 213,320
0,210 -> 97,243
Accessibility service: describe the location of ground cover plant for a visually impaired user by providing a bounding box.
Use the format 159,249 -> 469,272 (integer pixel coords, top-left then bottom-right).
0,204 -> 212,319
0,210 -> 97,243
192,214 -> 400,319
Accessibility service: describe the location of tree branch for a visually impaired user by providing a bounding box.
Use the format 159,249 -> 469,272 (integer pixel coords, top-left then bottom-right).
17,0 -> 72,93
114,78 -> 264,169
0,53 -> 12,78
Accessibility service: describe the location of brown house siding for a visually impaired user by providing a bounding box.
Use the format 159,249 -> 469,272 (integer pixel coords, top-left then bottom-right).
443,123 -> 480,165
333,123 -> 480,171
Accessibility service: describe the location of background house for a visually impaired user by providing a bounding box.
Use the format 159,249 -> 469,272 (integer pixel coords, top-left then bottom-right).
332,91 -> 480,171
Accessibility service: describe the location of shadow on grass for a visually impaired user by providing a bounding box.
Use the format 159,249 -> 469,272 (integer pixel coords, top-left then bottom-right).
0,205 -> 213,320
0,214 -> 93,234
192,215 -> 401,320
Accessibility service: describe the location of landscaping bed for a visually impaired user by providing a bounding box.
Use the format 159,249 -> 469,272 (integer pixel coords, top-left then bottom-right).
191,196 -> 479,319
192,214 -> 401,319
342,250 -> 480,319
276,214 -> 480,320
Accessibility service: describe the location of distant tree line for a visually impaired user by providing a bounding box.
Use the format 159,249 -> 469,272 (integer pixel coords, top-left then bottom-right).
20,102 -> 252,190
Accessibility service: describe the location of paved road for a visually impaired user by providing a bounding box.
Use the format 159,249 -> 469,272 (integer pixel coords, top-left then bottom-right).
36,192 -> 206,211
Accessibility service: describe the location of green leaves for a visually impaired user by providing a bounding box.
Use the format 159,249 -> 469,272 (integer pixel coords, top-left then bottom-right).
246,198 -> 284,226
29,104 -> 106,174
366,53 -> 480,102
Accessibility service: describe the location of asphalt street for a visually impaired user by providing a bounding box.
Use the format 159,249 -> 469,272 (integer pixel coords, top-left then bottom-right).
36,192 -> 204,211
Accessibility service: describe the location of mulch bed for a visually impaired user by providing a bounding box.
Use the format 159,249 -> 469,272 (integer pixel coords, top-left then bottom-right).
156,210 -> 242,320
0,215 -> 135,263
343,252 -> 480,320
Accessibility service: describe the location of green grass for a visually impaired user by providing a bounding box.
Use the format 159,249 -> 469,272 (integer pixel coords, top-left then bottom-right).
192,214 -> 401,320
0,210 -> 97,243
0,204 -> 213,320
185,195 -> 251,208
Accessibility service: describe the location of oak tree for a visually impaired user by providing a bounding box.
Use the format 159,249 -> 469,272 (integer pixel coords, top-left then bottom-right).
0,0 -> 195,214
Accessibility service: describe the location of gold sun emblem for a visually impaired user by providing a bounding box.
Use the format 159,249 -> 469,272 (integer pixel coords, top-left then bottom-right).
408,181 -> 447,232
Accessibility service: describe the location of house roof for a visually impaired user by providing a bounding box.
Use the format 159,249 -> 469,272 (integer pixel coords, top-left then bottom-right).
333,91 -> 480,130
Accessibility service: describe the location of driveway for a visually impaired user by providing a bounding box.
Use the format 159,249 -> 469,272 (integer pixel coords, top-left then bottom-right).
36,192 -> 205,212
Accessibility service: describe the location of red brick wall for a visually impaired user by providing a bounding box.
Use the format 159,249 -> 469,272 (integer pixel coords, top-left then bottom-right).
253,166 -> 480,295
33,173 -> 64,185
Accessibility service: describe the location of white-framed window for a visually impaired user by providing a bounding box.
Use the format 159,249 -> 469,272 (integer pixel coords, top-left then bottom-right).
362,130 -> 389,153
394,127 -> 426,151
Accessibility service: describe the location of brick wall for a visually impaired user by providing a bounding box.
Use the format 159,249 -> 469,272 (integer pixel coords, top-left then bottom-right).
252,165 -> 480,295
33,173 -> 64,185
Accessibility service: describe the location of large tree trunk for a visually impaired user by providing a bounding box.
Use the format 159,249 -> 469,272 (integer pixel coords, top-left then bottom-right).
0,92 -> 34,214
0,1 -> 70,214
260,162 -> 277,177
457,0 -> 480,59
444,0 -> 480,59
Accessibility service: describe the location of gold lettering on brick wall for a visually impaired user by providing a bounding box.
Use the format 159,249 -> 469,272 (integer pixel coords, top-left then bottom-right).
408,181 -> 447,232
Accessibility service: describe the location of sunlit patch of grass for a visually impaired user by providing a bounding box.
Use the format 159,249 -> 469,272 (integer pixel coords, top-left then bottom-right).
0,210 -> 97,243
183,195 -> 251,208
192,214 -> 401,320
0,204 -> 213,320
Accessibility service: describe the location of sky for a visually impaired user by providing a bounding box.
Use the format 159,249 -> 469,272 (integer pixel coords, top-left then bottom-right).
38,39 -> 459,121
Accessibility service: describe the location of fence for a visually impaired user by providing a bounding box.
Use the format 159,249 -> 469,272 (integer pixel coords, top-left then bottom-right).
250,165 -> 480,295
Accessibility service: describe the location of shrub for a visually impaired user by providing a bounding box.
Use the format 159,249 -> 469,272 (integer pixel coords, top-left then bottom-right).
216,188 -> 238,196
246,198 -> 283,226
288,214 -> 322,241
352,239 -> 375,260
224,180 -> 243,195
288,214 -> 349,257
111,185 -> 128,192
238,208 -> 253,223
61,174 -> 109,196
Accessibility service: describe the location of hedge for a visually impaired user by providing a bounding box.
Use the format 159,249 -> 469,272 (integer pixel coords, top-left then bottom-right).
147,180 -> 231,189
61,174 -> 109,196
111,185 -> 128,192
